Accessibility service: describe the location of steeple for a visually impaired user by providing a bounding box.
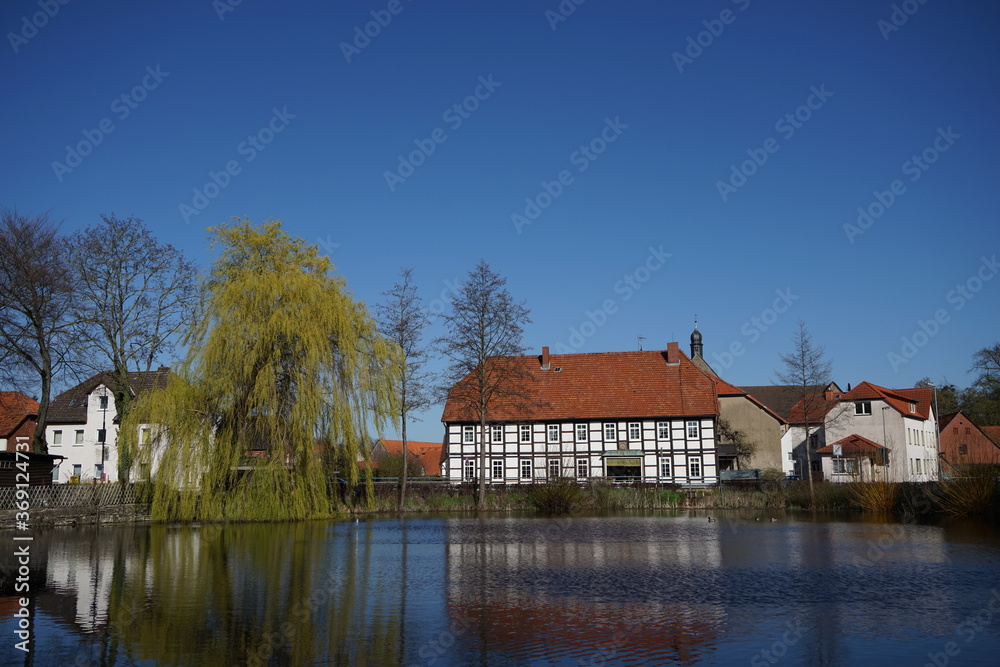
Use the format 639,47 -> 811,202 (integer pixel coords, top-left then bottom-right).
690,316 -> 703,359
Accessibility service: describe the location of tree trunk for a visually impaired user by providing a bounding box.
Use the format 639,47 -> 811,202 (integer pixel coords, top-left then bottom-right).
398,416 -> 408,512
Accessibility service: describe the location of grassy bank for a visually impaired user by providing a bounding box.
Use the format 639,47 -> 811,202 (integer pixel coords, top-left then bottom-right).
347,477 -> 1000,518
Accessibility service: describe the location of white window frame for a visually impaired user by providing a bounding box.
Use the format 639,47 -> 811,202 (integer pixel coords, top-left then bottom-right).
491,459 -> 504,479
72,464 -> 82,478
463,459 -> 475,480
548,459 -> 560,478
688,456 -> 702,478
575,424 -> 588,442
855,401 -> 872,415
519,425 -> 531,443
52,430 -> 62,446
686,421 -> 699,439
604,423 -> 616,441
140,428 -> 151,445
51,463 -> 60,482
832,458 -> 858,475
657,422 -> 670,439
576,458 -> 588,478
75,430 -> 84,445
628,423 -> 641,441
491,425 -> 503,443
520,459 -> 532,479
659,457 -> 671,477
462,426 -> 475,444
547,424 -> 560,443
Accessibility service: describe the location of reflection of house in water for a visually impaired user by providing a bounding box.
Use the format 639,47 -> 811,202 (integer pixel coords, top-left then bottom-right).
442,517 -> 727,664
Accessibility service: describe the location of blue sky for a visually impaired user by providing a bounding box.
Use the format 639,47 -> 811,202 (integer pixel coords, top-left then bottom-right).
2,0 -> 998,443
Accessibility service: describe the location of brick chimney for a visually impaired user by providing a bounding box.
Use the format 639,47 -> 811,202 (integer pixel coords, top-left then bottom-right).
541,346 -> 550,370
666,342 -> 680,365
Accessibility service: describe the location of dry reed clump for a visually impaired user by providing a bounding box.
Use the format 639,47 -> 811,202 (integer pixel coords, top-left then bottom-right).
850,480 -> 899,513
529,480 -> 585,514
936,468 -> 997,517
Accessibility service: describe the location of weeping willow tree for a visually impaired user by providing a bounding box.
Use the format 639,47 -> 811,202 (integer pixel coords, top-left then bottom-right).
122,219 -> 398,521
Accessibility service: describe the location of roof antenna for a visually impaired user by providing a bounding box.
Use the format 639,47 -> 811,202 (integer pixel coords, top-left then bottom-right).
637,335 -> 646,351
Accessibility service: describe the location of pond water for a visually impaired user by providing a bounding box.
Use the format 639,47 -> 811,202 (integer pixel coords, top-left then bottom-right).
2,510 -> 1000,666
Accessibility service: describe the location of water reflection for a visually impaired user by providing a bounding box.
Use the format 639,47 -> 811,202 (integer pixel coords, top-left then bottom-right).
2,512 -> 999,666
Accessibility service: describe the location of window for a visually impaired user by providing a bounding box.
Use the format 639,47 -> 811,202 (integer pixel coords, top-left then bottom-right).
687,421 -> 700,439
140,428 -> 151,445
855,401 -> 872,415
548,459 -> 561,478
51,464 -> 60,483
462,426 -> 475,444
660,457 -> 671,477
519,425 -> 531,443
915,459 -> 922,474
909,403 -> 916,413
832,458 -> 858,475
52,430 -> 62,446
75,430 -> 84,445
577,458 -> 588,478
491,459 -> 504,479
547,424 -> 560,443
576,424 -> 588,442
628,423 -> 640,441
688,456 -> 702,478
95,463 -> 104,480
604,423 -> 616,441
809,433 -> 819,449
139,463 -> 150,482
657,422 -> 670,439
966,427 -> 971,435
97,428 -> 106,443
788,451 -> 794,461
72,464 -> 82,479
491,425 -> 503,443
810,460 -> 821,472
959,443 -> 968,455
463,459 -> 475,480
520,459 -> 532,479
98,394 -> 109,410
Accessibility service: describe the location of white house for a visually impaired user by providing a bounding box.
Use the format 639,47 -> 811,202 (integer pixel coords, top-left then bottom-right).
441,342 -> 721,486
45,368 -> 171,483
816,382 -> 939,483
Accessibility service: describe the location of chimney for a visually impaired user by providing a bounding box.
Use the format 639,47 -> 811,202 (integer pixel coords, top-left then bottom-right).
666,342 -> 680,365
541,346 -> 550,370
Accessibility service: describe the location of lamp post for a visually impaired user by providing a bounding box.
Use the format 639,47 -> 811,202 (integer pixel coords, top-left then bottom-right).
100,385 -> 108,482
927,381 -> 941,478
881,406 -> 890,479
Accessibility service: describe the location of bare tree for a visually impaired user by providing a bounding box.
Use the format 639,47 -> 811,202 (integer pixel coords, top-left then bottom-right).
68,214 -> 199,478
968,342 -> 1000,425
775,321 -> 833,505
0,209 -> 79,453
438,260 -> 534,510
375,267 -> 430,511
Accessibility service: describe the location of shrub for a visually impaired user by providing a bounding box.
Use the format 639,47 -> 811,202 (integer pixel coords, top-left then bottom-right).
936,468 -> 997,516
850,480 -> 899,513
530,480 -> 584,514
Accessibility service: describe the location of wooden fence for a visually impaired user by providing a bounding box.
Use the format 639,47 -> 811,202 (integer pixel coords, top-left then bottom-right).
0,483 -> 139,511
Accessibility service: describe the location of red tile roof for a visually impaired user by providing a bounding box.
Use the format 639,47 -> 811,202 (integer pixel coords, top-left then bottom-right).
787,392 -> 840,424
842,382 -> 932,420
0,392 -> 38,438
982,426 -> 1000,447
441,347 -> 719,423
816,433 -> 887,455
379,439 -> 444,475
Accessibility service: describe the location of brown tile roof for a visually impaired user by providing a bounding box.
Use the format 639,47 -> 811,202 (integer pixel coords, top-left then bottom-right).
816,433 -> 887,455
0,392 -> 38,437
982,426 -> 1000,446
47,368 -> 172,424
741,385 -> 827,422
379,439 -> 444,475
441,347 -> 719,423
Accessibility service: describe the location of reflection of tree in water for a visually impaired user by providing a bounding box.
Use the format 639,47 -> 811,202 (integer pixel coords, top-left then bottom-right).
97,522 -> 402,665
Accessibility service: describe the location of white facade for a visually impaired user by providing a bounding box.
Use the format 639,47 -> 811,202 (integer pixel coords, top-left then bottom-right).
442,417 -> 718,486
46,384 -> 158,484
823,398 -> 938,483
781,424 -> 828,478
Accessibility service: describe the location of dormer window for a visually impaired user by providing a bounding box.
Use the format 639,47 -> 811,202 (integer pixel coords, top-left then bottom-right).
854,401 -> 872,415
909,404 -> 916,413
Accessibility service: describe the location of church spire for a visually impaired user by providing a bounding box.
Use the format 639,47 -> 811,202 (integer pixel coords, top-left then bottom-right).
690,316 -> 703,358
